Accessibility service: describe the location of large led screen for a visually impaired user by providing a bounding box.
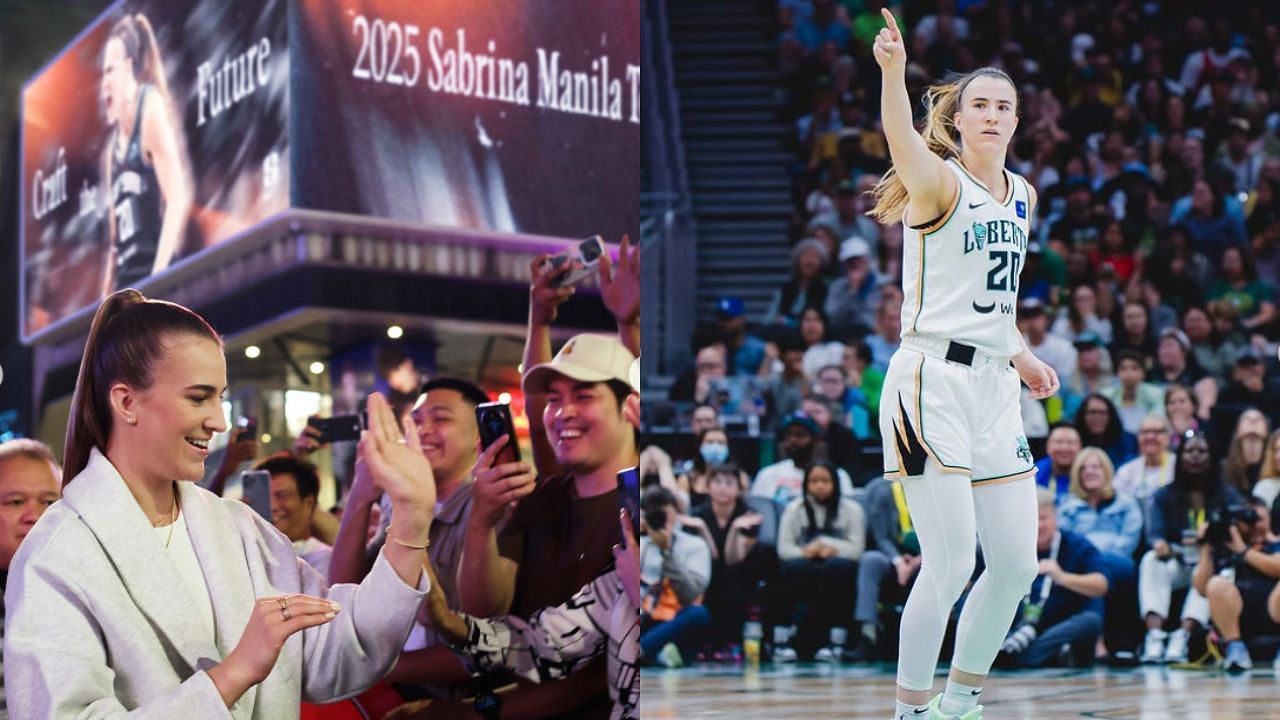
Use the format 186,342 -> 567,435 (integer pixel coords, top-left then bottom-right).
21,0 -> 289,340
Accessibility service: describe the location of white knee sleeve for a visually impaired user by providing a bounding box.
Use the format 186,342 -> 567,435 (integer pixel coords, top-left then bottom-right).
952,478 -> 1039,676
896,465 -> 977,692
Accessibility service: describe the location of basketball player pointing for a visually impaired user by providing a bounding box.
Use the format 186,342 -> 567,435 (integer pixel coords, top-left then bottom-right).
868,9 -> 1059,720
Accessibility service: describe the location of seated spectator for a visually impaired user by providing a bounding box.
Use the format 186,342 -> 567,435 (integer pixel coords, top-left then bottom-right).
1051,284 -> 1114,345
1219,349 -> 1280,424
800,307 -> 845,379
1059,448 -> 1144,571
1036,424 -> 1084,503
715,297 -> 769,376
1061,334 -> 1116,421
1019,298 -> 1078,382
692,465 -> 769,661
801,394 -> 864,482
254,454 -> 332,577
863,298 -> 902,372
1139,432 -> 1241,663
763,238 -> 830,327
1252,430 -> 1280,511
1207,245 -> 1277,334
1092,220 -> 1137,285
1169,178 -> 1248,264
842,338 -> 885,424
672,426 -> 735,511
751,413 -> 855,507
1223,408 -> 1270,496
1182,305 -> 1238,380
1074,394 -> 1139,468
1137,275 -> 1181,338
1058,448 -> 1143,654
690,403 -> 719,436
997,488 -> 1108,668
1152,329 -> 1217,420
1114,415 -> 1176,526
669,341 -> 728,405
1100,350 -> 1166,435
1192,496 -> 1280,672
823,236 -> 880,332
772,462 -> 864,663
792,0 -> 850,53
639,487 -> 712,667
813,364 -> 872,439
849,476 -> 921,663
1164,383 -> 1205,449
765,333 -> 810,420
1108,301 -> 1157,369
0,437 -> 62,711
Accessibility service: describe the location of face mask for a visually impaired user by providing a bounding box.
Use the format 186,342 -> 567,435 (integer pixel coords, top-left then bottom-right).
700,442 -> 730,466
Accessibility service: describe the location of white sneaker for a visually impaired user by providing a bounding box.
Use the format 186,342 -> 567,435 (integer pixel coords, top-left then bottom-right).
814,645 -> 843,663
1163,628 -> 1189,663
1140,629 -> 1168,663
772,645 -> 798,663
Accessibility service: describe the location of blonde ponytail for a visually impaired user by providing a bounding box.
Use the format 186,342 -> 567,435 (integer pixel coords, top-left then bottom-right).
867,67 -> 1015,225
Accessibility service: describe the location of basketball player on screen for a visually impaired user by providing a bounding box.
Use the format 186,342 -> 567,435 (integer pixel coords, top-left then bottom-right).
867,9 -> 1059,720
100,14 -> 192,294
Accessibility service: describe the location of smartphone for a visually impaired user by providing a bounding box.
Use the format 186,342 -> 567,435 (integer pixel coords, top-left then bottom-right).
545,235 -> 606,288
235,415 -> 258,440
240,470 -> 273,521
312,414 -> 365,444
476,402 -> 521,465
618,467 -> 640,537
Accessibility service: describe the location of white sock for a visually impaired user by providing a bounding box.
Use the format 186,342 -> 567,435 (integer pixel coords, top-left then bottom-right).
940,679 -> 982,715
893,699 -> 932,720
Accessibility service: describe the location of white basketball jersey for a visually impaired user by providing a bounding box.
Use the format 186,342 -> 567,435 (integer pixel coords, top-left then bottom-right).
899,158 -> 1031,358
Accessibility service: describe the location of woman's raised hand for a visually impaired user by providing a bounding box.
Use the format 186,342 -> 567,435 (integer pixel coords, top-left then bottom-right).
872,8 -> 907,73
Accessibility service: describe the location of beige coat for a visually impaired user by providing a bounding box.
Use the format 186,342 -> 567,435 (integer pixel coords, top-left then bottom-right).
4,448 -> 427,719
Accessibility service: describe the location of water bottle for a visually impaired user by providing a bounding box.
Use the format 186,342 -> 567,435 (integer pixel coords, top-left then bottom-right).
743,606 -> 763,666
747,398 -> 764,438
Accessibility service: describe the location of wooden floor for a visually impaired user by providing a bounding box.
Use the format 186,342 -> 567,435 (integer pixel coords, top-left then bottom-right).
640,663 -> 1280,718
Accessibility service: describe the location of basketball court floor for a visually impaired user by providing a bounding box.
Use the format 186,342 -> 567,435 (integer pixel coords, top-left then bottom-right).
640,663 -> 1280,718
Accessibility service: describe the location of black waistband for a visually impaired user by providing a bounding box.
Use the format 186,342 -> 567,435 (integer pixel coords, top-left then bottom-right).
945,341 -> 977,366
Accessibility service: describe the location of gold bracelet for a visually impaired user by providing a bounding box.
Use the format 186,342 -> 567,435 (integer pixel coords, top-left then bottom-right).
387,524 -> 431,551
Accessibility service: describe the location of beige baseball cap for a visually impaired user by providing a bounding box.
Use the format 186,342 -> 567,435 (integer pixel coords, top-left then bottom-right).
522,333 -> 637,396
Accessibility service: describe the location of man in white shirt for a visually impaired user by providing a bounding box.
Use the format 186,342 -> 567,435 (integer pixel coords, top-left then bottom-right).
256,454 -> 333,577
751,413 -> 855,506
1112,415 -> 1175,527
1019,298 -> 1077,381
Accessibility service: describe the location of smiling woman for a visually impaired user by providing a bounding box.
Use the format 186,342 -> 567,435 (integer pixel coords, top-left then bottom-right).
5,289 -> 435,718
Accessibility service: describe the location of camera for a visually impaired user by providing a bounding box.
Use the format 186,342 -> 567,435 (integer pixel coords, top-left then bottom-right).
644,508 -> 670,534
1200,505 -> 1260,548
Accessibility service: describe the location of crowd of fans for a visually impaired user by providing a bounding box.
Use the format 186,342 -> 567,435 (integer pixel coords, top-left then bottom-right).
650,0 -> 1280,673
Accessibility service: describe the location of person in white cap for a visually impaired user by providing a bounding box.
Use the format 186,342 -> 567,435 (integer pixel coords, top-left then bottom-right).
453,240 -> 640,718
825,235 -> 882,330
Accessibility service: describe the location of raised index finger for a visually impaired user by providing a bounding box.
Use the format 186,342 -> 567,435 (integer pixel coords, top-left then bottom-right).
881,7 -> 901,40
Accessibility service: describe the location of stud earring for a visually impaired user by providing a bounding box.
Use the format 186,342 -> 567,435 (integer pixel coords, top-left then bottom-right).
126,416 -> 137,425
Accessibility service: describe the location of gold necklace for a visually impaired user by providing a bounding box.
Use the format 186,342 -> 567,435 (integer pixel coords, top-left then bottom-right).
160,485 -> 180,550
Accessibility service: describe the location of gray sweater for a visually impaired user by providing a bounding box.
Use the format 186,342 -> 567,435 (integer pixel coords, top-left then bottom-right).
777,496 -> 865,562
5,447 -> 428,719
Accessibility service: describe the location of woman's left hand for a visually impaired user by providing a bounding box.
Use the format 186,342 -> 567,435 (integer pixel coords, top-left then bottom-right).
360,392 -> 435,511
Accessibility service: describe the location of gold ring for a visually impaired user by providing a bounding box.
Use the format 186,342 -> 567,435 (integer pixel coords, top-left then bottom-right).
281,606 -> 292,621
277,595 -> 289,610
